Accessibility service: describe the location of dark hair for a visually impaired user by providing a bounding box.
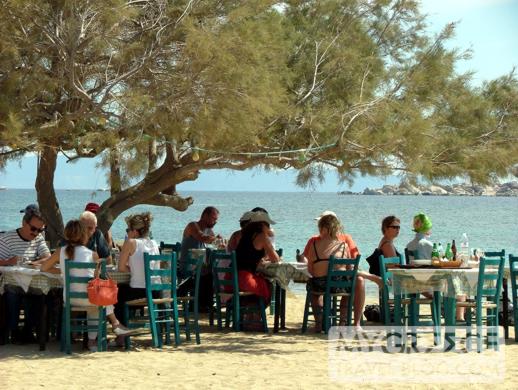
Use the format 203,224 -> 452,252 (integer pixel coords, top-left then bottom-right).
125,212 -> 153,237
241,221 -> 267,238
381,215 -> 400,233
251,207 -> 268,213
201,206 -> 219,218
64,220 -> 89,260
22,205 -> 44,224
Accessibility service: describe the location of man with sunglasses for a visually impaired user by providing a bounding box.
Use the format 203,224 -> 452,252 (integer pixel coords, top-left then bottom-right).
0,204 -> 51,343
0,204 -> 50,266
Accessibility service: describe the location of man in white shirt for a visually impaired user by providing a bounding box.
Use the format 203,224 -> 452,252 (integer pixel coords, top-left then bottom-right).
0,204 -> 51,343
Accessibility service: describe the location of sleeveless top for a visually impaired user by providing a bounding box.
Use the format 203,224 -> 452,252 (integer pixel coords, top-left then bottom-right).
180,223 -> 210,276
59,245 -> 94,303
128,238 -> 160,288
312,241 -> 347,265
236,233 -> 265,273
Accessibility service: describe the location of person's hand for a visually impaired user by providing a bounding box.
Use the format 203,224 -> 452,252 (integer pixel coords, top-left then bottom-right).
3,256 -> 18,266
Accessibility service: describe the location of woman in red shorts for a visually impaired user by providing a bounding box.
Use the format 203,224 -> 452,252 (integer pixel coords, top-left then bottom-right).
235,211 -> 280,302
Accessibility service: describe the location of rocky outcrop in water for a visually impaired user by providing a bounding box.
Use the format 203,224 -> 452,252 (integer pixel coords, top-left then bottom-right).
338,181 -> 518,196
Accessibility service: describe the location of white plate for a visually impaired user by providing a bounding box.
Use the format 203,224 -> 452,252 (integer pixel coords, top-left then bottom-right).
412,259 -> 431,266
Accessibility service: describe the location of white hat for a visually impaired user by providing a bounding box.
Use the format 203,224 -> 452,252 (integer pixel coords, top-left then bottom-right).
314,210 -> 337,221
239,211 -> 255,222
249,211 -> 276,225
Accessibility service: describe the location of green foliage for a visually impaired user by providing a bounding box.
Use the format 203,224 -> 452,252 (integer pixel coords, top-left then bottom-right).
0,0 -> 517,202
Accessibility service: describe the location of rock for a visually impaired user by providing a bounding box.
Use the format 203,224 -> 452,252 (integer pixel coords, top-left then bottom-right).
381,185 -> 397,195
358,181 -> 518,197
428,185 -> 449,195
363,188 -> 383,195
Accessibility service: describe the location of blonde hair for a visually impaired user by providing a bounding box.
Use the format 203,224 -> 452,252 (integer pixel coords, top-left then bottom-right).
125,212 -> 153,237
64,220 -> 89,259
318,214 -> 342,239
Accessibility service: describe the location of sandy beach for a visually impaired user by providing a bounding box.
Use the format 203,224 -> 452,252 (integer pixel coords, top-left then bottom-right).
1,292 -> 516,389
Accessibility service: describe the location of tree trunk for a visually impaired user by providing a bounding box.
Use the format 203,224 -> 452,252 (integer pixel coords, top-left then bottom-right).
109,150 -> 122,195
35,146 -> 65,248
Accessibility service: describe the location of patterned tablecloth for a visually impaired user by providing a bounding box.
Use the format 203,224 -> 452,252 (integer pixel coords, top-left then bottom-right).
391,267 -> 508,298
257,262 -> 310,289
0,266 -> 131,295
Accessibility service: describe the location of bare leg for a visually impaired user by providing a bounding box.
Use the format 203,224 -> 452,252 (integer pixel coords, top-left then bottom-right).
456,295 -> 466,321
354,276 -> 366,327
310,294 -> 323,332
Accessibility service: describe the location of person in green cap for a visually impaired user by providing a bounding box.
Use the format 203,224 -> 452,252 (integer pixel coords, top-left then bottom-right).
405,212 -> 433,261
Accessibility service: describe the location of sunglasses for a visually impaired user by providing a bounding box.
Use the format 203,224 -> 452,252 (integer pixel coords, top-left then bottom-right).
389,225 -> 401,230
28,223 -> 45,233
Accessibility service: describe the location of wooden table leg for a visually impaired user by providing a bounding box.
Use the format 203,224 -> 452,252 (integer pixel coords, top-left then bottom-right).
35,294 -> 47,351
443,296 -> 456,352
280,288 -> 286,330
273,284 -> 281,333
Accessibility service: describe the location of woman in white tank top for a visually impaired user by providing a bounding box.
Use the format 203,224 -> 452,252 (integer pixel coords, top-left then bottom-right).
41,220 -> 132,351
114,212 -> 159,346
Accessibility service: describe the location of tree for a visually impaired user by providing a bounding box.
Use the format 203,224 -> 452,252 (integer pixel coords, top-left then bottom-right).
1,0 -> 517,246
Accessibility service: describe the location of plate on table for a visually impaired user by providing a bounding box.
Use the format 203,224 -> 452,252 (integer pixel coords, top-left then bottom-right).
412,259 -> 432,266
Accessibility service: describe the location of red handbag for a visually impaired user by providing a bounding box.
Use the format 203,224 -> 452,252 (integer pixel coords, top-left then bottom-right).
87,265 -> 118,306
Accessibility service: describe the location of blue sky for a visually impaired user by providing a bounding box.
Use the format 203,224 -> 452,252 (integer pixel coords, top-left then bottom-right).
1,0 -> 517,192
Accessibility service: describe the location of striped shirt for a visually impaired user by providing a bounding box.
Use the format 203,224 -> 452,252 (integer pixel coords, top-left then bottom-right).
0,229 -> 50,264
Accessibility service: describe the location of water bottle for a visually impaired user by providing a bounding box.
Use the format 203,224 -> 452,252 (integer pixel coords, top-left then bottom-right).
437,243 -> 445,259
460,233 -> 470,266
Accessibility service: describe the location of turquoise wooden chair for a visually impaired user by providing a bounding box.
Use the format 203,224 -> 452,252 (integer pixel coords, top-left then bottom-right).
123,252 -> 182,348
211,251 -> 268,332
380,255 -> 441,346
321,255 -> 360,334
509,254 -> 518,342
159,241 -> 181,257
302,255 -> 360,333
61,259 -> 108,354
177,249 -> 204,344
458,255 -> 505,352
301,283 -> 317,333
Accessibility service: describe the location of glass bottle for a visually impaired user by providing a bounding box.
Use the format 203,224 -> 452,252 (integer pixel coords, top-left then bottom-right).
451,239 -> 457,260
437,243 -> 445,259
431,243 -> 440,261
444,243 -> 453,260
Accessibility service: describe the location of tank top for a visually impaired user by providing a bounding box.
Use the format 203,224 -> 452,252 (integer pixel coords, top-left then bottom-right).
128,238 -> 160,288
236,233 -> 265,273
59,245 -> 94,304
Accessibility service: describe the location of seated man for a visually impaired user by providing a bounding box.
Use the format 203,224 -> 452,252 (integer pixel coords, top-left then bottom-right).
84,202 -> 114,249
179,207 -> 220,310
0,204 -> 51,342
79,211 -> 112,263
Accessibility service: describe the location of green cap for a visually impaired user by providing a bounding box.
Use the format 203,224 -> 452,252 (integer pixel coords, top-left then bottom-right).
413,213 -> 432,233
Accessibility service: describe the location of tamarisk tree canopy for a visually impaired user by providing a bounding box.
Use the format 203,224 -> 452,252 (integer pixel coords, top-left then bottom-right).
0,0 -> 517,243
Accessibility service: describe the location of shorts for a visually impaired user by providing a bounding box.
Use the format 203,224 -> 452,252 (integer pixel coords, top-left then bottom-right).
307,276 -> 351,294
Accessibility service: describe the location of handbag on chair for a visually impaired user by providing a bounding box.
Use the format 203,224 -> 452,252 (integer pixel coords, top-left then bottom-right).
87,263 -> 118,306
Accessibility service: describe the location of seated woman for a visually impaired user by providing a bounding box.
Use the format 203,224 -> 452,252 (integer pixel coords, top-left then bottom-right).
303,213 -> 355,331
235,211 -> 280,302
41,219 -> 130,351
367,215 -> 402,282
405,212 -> 433,261
113,212 -> 160,345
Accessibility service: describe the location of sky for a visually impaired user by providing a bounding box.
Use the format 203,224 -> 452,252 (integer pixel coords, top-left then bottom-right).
1,0 -> 517,192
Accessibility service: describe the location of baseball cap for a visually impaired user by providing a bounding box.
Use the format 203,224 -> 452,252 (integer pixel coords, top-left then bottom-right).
85,202 -> 100,214
314,210 -> 337,221
20,204 -> 40,214
249,211 -> 276,225
239,211 -> 255,222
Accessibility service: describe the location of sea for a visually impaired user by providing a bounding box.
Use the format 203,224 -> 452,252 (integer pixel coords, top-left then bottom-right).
1,189 -> 517,297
